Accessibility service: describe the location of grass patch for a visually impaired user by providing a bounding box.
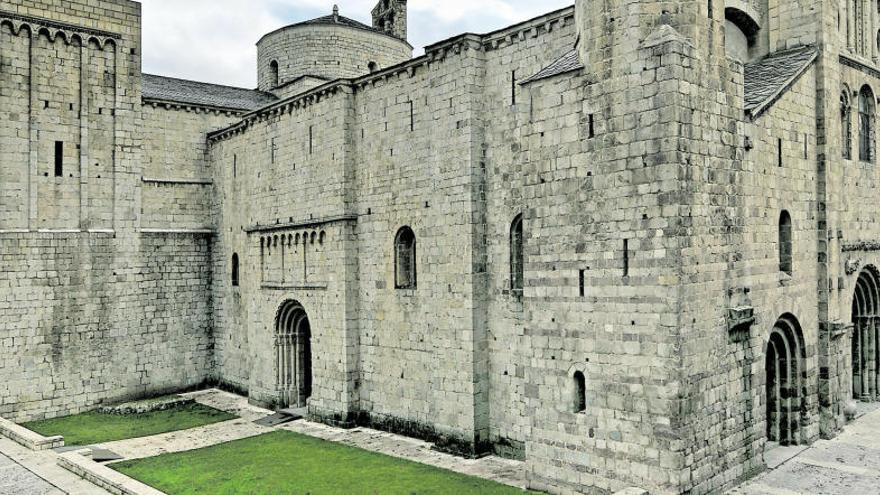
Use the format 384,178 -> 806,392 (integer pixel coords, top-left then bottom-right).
23,403 -> 236,446
112,430 -> 537,495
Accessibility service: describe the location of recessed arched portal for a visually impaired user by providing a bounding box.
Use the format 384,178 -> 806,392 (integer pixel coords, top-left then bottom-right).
275,300 -> 312,409
765,314 -> 806,445
851,266 -> 880,401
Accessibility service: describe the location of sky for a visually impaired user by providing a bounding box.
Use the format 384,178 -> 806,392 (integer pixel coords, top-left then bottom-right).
140,0 -> 573,88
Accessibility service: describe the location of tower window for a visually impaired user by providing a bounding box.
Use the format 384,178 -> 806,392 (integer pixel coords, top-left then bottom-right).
394,226 -> 416,289
54,141 -> 63,177
779,210 -> 793,276
510,214 -> 524,292
269,60 -> 279,88
573,371 -> 586,413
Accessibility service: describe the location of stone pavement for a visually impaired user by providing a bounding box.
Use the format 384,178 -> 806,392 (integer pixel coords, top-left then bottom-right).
730,406 -> 880,495
0,437 -> 111,495
100,389 -> 529,490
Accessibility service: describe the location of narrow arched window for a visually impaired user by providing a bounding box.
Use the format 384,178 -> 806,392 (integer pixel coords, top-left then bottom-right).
269,60 -> 279,88
232,253 -> 240,287
859,85 -> 875,162
573,371 -> 586,413
394,226 -> 416,289
510,214 -> 524,292
842,90 -> 852,160
779,211 -> 793,276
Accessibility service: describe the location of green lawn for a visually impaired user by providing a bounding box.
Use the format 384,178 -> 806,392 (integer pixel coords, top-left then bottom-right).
112,430 -> 536,495
23,403 -> 236,446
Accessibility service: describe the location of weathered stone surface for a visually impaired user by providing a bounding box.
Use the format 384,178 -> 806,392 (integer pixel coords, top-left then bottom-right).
2,0 -> 880,494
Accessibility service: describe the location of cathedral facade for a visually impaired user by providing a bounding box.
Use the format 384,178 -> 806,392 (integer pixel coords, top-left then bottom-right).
0,0 -> 878,493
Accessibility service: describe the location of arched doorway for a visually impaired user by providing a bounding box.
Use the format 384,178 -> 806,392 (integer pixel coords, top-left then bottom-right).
852,267 -> 880,401
765,315 -> 806,445
275,301 -> 312,409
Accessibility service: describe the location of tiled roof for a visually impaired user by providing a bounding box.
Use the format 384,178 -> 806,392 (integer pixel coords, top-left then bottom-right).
521,48 -> 582,84
142,74 -> 277,111
744,46 -> 818,118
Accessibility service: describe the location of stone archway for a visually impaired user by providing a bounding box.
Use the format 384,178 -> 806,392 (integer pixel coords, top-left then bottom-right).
852,267 -> 880,401
275,300 -> 312,409
765,315 -> 806,446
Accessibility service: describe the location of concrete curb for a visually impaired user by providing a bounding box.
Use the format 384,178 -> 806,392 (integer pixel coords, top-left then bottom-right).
58,450 -> 167,495
0,416 -> 64,451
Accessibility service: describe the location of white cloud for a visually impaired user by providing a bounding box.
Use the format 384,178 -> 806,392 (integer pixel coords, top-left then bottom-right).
139,0 -> 573,88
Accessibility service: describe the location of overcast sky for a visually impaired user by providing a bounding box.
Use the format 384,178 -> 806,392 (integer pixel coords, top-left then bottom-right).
140,0 -> 573,88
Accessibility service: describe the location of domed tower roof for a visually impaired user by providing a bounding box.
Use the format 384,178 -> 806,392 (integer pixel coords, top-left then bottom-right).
256,4 -> 412,95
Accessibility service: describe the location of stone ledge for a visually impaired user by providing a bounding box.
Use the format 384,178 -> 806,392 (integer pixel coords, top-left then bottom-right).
58,450 -> 166,495
0,416 -> 64,451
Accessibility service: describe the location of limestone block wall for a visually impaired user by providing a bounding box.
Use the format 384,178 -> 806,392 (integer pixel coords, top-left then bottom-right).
0,21 -> 31,229
0,0 -> 217,422
210,89 -> 360,418
141,105 -> 239,230
0,232 -> 213,422
257,24 -> 411,92
479,7 -> 578,458
679,66 -> 820,495
350,41 -> 489,453
767,0 -> 818,51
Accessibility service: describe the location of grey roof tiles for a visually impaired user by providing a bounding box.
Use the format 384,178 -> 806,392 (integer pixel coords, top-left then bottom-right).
142,74 -> 277,111
743,46 -> 818,118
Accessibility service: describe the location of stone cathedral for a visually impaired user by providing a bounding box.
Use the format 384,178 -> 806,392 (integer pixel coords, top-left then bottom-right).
1,0 -> 879,493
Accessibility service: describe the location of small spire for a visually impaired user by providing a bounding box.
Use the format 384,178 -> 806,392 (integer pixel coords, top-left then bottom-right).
333,4 -> 339,20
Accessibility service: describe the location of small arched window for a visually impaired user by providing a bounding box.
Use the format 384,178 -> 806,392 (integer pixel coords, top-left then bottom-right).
510,214 -> 524,292
842,90 -> 852,160
395,226 -> 416,289
573,371 -> 586,413
269,60 -> 279,88
232,253 -> 240,287
779,211 -> 793,276
859,85 -> 875,162
368,61 -> 379,73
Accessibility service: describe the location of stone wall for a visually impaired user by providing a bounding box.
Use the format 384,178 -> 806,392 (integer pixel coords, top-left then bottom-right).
0,232 -> 213,422
141,104 -> 239,230
0,0 -> 217,421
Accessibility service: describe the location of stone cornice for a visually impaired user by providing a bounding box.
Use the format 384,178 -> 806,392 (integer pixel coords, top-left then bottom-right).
246,214 -> 358,234
142,98 -> 248,117
842,241 -> 880,252
0,10 -> 119,48
839,53 -> 880,80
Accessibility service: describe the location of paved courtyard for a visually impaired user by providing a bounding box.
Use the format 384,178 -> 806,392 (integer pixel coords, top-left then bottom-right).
731,406 -> 880,495
0,391 -> 877,494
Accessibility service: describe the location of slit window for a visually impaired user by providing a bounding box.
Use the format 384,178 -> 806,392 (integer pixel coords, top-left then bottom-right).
623,239 -> 630,277
579,269 -> 586,297
269,60 -> 279,88
54,141 -> 63,177
777,138 -> 783,167
232,253 -> 240,287
394,226 -> 416,289
510,214 -> 524,292
779,210 -> 793,275
511,70 -> 517,106
573,371 -> 586,413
